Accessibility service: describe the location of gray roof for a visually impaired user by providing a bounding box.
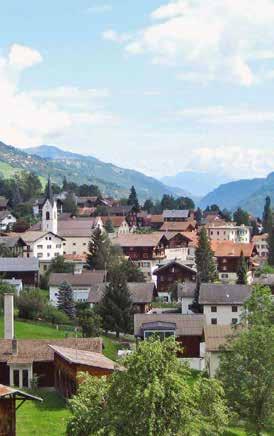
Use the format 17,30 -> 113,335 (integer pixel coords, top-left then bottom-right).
253,274 -> 274,286
163,210 -> 189,219
88,282 -> 156,304
134,313 -> 205,337
107,205 -> 133,215
0,257 -> 39,272
178,282 -> 197,299
153,260 -> 196,275
199,283 -> 251,305
49,271 -> 106,287
0,236 -> 26,248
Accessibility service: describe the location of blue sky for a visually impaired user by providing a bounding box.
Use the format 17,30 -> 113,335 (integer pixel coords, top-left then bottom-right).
1,0 -> 274,181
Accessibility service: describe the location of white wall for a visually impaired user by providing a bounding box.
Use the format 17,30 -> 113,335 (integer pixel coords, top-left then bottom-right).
62,236 -> 89,256
206,352 -> 221,378
0,214 -> 16,230
181,297 -> 194,314
32,234 -> 63,261
180,357 -> 205,371
50,286 -> 90,305
165,247 -> 188,261
208,225 -> 250,243
203,304 -> 243,325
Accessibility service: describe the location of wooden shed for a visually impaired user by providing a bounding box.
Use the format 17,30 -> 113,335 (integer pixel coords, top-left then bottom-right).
0,384 -> 42,436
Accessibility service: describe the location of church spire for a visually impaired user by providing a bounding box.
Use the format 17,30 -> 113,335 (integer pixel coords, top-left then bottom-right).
45,176 -> 53,205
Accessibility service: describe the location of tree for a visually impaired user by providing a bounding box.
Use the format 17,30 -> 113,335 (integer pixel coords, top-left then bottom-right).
48,256 -> 74,274
67,338 -> 228,436
205,204 -> 220,213
93,205 -> 109,217
57,281 -> 75,319
220,208 -> 232,222
77,307 -> 102,337
195,207 -> 203,224
236,250 -> 248,284
233,207 -> 249,226
17,288 -> 47,320
111,259 -> 145,283
127,185 -> 140,212
195,227 -> 217,282
96,270 -> 132,337
63,193 -> 77,215
104,218 -> 114,234
267,228 -> 274,266
175,196 -> 195,210
262,196 -> 272,234
160,194 -> 176,210
0,243 -> 14,257
78,184 -> 101,197
87,227 -> 109,270
143,199 -> 154,213
218,286 -> 274,435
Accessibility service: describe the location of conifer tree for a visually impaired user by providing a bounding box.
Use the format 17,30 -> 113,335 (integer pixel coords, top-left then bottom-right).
104,218 -> 114,234
195,208 -> 203,225
262,196 -> 272,234
236,250 -> 248,284
57,281 -> 75,319
96,270 -> 132,337
127,185 -> 140,212
267,228 -> 274,266
195,227 -> 217,283
86,227 -> 110,270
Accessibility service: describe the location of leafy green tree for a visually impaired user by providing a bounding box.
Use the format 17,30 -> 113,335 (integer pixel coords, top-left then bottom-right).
236,250 -> 248,284
57,281 -> 75,319
175,196 -> 195,210
42,304 -> 70,325
220,208 -> 232,222
104,218 -> 114,233
67,338 -> 228,436
195,227 -> 217,282
233,207 -> 249,226
262,196 -> 272,234
241,285 -> 274,326
111,259 -> 145,283
267,228 -> 274,266
77,307 -> 102,337
143,199 -> 154,213
127,185 -> 140,212
78,184 -> 101,197
17,288 -> 47,320
48,256 -> 74,274
96,270 -> 132,337
15,171 -> 42,202
63,193 -> 77,215
160,194 -> 176,210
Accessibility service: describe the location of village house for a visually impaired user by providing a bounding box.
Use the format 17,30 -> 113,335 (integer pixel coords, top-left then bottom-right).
163,209 -> 192,222
153,260 -> 196,302
50,345 -> 118,399
206,222 -> 251,243
114,233 -> 168,280
160,220 -> 196,232
101,215 -> 130,236
0,384 -> 42,436
134,313 -> 205,370
0,258 -> 39,286
179,282 -> 197,313
0,211 -> 16,231
49,270 -> 106,305
199,283 -> 251,325
211,240 -> 257,283
105,205 -> 137,227
0,236 -> 26,257
88,282 -> 157,313
149,214 -> 164,230
164,231 -> 197,261
252,233 -> 268,259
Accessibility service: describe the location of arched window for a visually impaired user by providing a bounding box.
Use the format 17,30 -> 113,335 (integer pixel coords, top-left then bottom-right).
46,211 -> 50,220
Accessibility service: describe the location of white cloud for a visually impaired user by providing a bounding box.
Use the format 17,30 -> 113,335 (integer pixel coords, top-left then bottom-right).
102,29 -> 131,43
109,0 -> 274,85
87,4 -> 112,14
0,44 -> 118,147
178,106 -> 274,124
8,44 -> 42,71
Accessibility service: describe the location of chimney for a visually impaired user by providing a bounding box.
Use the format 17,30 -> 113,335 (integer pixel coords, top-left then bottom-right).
12,338 -> 17,355
4,293 -> 14,340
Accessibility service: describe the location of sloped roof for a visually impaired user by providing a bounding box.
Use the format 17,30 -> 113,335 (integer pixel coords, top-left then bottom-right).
58,219 -> 98,237
49,345 -> 116,370
101,216 -> 128,228
134,313 -> 205,337
204,325 -> 238,352
153,260 -> 196,275
163,210 -> 189,219
211,240 -> 255,257
106,205 -> 133,215
149,214 -> 164,224
0,384 -> 42,401
49,270 -> 105,287
88,282 -> 156,304
0,257 -> 39,272
177,282 -> 196,299
0,236 -> 26,248
0,338 -> 102,364
253,274 -> 274,286
252,233 -> 268,242
199,283 -> 251,305
21,231 -> 64,243
160,221 -> 196,232
114,232 -> 166,248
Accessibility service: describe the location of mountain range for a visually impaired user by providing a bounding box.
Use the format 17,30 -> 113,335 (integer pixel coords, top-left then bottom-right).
0,141 -> 189,201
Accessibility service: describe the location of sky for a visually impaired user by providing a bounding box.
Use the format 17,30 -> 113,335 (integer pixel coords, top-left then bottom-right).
1,0 -> 274,181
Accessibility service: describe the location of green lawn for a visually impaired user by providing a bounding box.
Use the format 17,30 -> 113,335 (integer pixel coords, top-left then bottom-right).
17,390 -> 70,436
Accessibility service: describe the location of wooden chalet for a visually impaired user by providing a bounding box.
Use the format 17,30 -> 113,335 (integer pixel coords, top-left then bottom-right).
0,258 -> 39,287
153,260 -> 196,293
114,233 -> 168,261
160,221 -> 196,232
163,209 -> 191,222
50,346 -> 118,398
134,313 -> 205,358
0,385 -> 42,436
106,205 -> 137,226
0,236 -> 27,257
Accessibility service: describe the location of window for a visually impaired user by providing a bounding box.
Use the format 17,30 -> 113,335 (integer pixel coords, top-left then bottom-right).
63,242 -> 66,246
49,237 -> 52,240
46,211 -> 50,220
232,318 -> 238,325
56,244 -> 61,248
13,369 -> 19,387
73,243 -> 76,246
47,245 -> 52,249
47,253 -> 50,257
211,306 -> 217,312
83,243 -> 86,246
144,331 -> 175,341
37,253 -> 43,258
221,273 -> 228,278
211,318 -> 217,325
232,305 -> 238,312
37,245 -> 43,249
43,265 -> 47,271
22,369 -> 29,388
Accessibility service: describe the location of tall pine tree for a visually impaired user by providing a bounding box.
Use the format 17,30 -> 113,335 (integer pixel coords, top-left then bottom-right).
87,227 -> 110,270
236,250 -> 248,284
96,270 -> 132,338
57,281 -> 75,319
195,227 -> 217,283
262,196 -> 272,234
127,186 -> 140,212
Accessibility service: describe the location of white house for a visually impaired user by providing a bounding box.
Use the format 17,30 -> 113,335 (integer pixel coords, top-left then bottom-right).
199,283 -> 251,325
252,233 -> 268,259
179,282 -> 196,313
0,211 -> 16,231
49,270 -> 105,305
207,223 -> 251,243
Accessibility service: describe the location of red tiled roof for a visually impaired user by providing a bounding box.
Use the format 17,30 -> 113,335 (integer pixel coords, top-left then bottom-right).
211,240 -> 255,257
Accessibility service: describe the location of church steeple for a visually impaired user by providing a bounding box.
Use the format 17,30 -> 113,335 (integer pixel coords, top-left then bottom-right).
45,176 -> 53,205
42,176 -> 58,234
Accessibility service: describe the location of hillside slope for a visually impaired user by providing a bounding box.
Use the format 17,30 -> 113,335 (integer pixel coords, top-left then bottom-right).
162,171 -> 230,196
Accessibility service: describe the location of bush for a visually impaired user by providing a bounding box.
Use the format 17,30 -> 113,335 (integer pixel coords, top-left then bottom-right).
42,304 -> 71,325
17,288 -> 47,320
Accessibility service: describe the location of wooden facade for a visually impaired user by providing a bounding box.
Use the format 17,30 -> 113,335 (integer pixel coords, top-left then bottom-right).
177,335 -> 201,358
154,262 -> 196,293
0,397 -> 15,436
54,353 -> 114,398
2,270 -> 39,287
